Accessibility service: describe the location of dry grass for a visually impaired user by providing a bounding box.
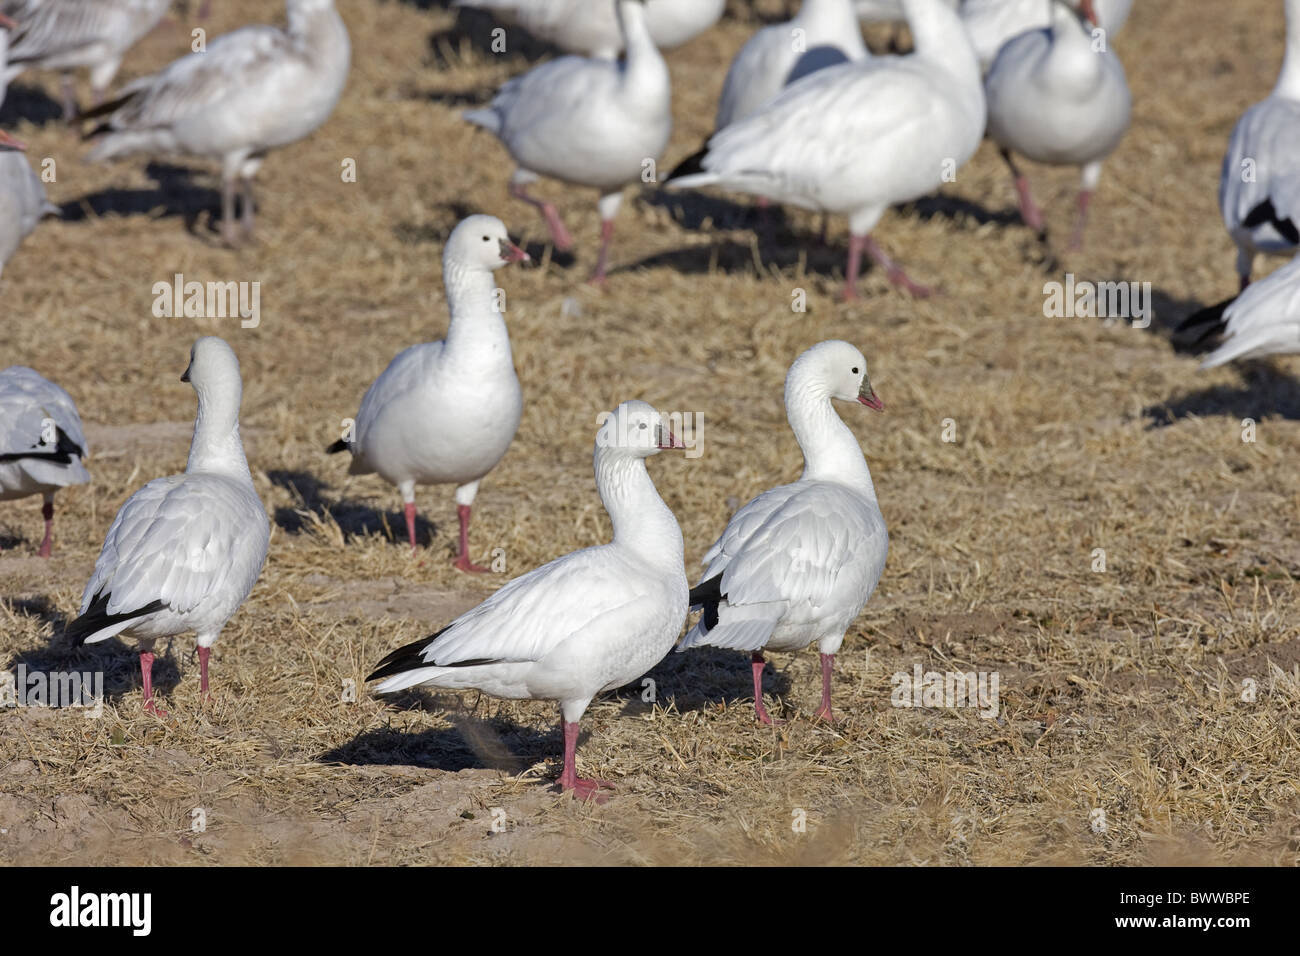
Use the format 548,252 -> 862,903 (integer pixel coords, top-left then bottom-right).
2,0 -> 1299,865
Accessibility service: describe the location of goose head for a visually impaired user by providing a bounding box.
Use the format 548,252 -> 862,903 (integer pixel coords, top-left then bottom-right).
181,336 -> 243,412
444,214 -> 529,274
787,340 -> 883,412
596,400 -> 685,459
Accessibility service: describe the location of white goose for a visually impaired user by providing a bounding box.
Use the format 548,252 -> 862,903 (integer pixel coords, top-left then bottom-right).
0,11 -> 14,108
454,0 -> 724,59
715,0 -> 868,132
984,0 -> 1130,249
1220,0 -> 1300,289
669,0 -> 983,299
464,0 -> 671,284
962,0 -> 1131,73
680,341 -> 888,725
0,366 -> 89,557
0,128 -> 57,278
328,216 -> 529,572
368,400 -> 688,801
0,0 -> 170,118
1178,252 -> 1300,368
66,337 -> 269,716
85,0 -> 350,247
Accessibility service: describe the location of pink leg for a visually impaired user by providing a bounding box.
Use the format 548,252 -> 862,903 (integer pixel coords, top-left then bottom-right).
1068,189 -> 1093,251
588,219 -> 615,286
141,651 -> 167,717
844,234 -> 865,301
751,651 -> 783,726
509,182 -> 573,251
814,653 -> 836,723
37,499 -> 54,558
861,235 -> 934,299
404,501 -> 418,553
557,720 -> 613,802
1001,149 -> 1045,236
198,646 -> 210,699
453,504 -> 489,573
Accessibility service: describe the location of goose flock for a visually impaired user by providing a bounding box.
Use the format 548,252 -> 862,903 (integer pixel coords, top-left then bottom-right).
2,0 -> 1297,802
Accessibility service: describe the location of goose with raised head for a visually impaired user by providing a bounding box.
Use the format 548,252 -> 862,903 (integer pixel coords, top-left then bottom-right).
327,215 -> 529,572
0,128 -> 58,278
668,0 -> 983,299
464,0 -> 671,284
368,400 -> 689,801
984,0 -> 1130,249
0,365 -> 89,557
680,341 -> 888,726
84,0 -> 350,247
66,338 -> 269,716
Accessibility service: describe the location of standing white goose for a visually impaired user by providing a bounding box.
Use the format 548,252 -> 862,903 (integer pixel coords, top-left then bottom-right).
984,0 -> 1130,249
1220,0 -> 1300,289
0,0 -> 170,118
464,0 -> 671,284
668,0 -> 983,299
961,0 -> 1131,73
0,128 -> 57,278
84,0 -> 350,247
1178,252 -> 1300,368
66,337 -> 269,716
0,366 -> 89,557
328,216 -> 529,572
368,400 -> 688,801
679,341 -> 888,725
0,11 -> 14,108
716,0 -> 868,132
454,0 -> 723,59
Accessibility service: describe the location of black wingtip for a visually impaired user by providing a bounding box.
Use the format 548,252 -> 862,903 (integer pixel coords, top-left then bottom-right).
688,575 -> 724,633
325,439 -> 349,455
1176,296 -> 1235,346
666,144 -> 709,183
366,625 -> 452,682
0,426 -> 86,465
64,594 -> 165,646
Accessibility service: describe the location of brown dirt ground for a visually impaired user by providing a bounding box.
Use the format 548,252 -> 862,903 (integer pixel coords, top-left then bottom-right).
2,0 -> 1300,865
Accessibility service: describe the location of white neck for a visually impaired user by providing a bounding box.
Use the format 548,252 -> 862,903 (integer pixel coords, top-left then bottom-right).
618,1 -> 671,102
594,449 -> 684,568
441,259 -> 513,368
785,382 -> 877,496
186,384 -> 253,481
904,0 -> 980,90
796,0 -> 867,57
288,0 -> 348,60
1276,0 -> 1300,98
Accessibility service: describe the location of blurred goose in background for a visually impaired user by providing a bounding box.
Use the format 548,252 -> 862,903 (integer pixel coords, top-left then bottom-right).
368,400 -> 688,802
0,366 -> 89,557
1220,0 -> 1300,289
66,338 -> 269,716
84,0 -> 350,247
0,11 -> 15,108
1178,252 -> 1300,368
454,0 -> 723,59
0,128 -> 57,278
680,342 -> 888,726
328,216 -> 529,572
0,0 -> 171,119
669,0 -> 983,299
465,0 -> 671,284
984,0 -> 1130,249
962,0 -> 1131,73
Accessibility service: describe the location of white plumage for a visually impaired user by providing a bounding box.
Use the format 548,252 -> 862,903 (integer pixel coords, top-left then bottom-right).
962,0 -> 1131,73
679,341 -> 888,725
0,11 -> 14,108
0,365 -> 89,557
669,0 -> 983,299
331,215 -> 528,572
454,0 -> 723,59
0,0 -> 170,117
0,129 -> 56,278
1220,0 -> 1300,288
1183,253 -> 1300,369
464,0 -> 671,283
984,0 -> 1130,248
86,0 -> 350,246
67,337 -> 269,715
369,400 -> 688,801
715,0 -> 867,132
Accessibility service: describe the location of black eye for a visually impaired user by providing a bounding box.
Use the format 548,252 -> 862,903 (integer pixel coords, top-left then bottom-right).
639,422 -> 647,430
851,367 -> 859,374
482,236 -> 490,241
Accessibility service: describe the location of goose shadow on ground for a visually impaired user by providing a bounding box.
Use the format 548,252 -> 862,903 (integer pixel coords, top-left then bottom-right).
268,469 -> 440,548
320,709 -> 558,774
58,162 -> 223,237
4,595 -> 184,704
422,5 -> 564,70
1144,361 -> 1300,427
0,84 -> 65,126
